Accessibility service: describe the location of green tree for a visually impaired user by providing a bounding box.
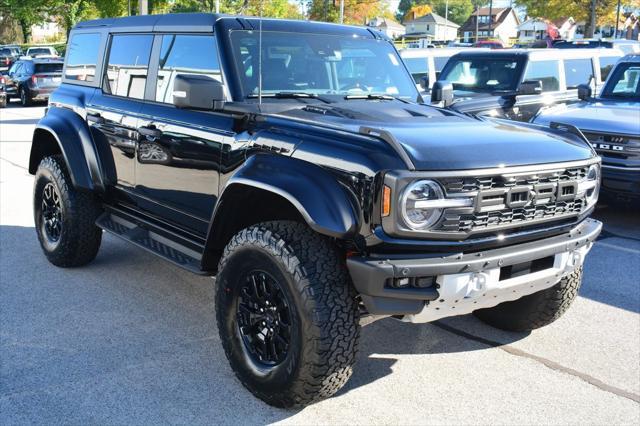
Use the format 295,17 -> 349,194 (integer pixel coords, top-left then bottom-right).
430,0 -> 474,25
1,0 -> 49,42
307,0 -> 391,24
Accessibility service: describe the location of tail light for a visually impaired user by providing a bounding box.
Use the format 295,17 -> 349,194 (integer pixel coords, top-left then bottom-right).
31,74 -> 45,84
3,58 -> 9,66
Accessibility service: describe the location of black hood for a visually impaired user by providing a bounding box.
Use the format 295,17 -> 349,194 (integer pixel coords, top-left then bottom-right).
272,100 -> 595,170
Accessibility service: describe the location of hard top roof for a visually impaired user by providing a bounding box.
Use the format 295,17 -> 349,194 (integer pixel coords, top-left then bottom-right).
449,47 -> 624,60
73,13 -> 377,38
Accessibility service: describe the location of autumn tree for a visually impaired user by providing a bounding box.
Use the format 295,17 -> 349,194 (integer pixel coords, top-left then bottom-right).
307,0 -> 393,25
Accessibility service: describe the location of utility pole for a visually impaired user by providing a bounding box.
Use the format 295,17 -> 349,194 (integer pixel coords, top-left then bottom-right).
588,0 -> 596,38
216,0 -> 220,14
445,0 -> 449,42
474,2 -> 479,43
138,0 -> 148,15
340,0 -> 344,24
488,0 -> 493,39
615,0 -> 621,39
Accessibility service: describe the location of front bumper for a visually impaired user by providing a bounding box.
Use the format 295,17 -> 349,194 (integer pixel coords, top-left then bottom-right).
347,218 -> 602,322
602,165 -> 640,198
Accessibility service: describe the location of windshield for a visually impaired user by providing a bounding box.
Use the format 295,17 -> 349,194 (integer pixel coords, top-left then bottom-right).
439,57 -> 523,93
35,63 -> 63,73
29,48 -> 53,56
230,31 -> 418,100
601,63 -> 640,101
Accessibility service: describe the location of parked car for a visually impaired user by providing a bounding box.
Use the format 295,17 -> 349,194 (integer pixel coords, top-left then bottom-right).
25,46 -> 58,58
30,13 -> 602,408
434,48 -> 624,122
400,47 -> 485,94
0,46 -> 22,71
473,40 -> 504,49
4,57 -> 63,106
553,39 -> 614,49
0,73 -> 7,108
533,54 -> 640,199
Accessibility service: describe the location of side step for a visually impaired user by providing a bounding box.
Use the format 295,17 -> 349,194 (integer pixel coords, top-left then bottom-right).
96,211 -> 207,275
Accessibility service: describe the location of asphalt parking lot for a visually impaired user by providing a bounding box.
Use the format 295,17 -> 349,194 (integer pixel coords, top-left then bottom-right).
1,102 -> 639,425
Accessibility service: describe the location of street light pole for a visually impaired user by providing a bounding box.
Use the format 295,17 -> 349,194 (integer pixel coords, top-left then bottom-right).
615,0 -> 621,39
340,0 -> 344,24
138,0 -> 148,16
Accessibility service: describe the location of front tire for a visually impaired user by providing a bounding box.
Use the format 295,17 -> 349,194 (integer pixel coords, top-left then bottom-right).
474,267 -> 583,332
215,221 -> 360,408
33,156 -> 102,267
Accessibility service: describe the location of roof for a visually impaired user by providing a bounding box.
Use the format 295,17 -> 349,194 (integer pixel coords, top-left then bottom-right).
73,13 -> 377,38
370,17 -> 405,30
405,12 -> 460,28
460,7 -> 519,32
472,7 -> 507,16
449,47 -> 624,61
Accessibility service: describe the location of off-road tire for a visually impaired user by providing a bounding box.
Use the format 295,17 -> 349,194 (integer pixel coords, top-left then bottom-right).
34,155 -> 102,267
215,221 -> 360,408
474,266 -> 583,332
19,86 -> 32,107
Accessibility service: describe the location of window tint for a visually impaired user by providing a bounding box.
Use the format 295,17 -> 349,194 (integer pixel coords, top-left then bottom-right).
403,57 -> 429,83
65,33 -> 101,82
599,56 -> 619,82
564,58 -> 593,89
602,64 -> 640,100
523,60 -> 560,91
155,35 -> 221,103
35,63 -> 63,73
104,34 -> 153,99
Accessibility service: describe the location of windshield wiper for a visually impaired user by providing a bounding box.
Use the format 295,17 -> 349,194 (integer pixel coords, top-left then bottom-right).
247,92 -> 332,104
343,94 -> 411,104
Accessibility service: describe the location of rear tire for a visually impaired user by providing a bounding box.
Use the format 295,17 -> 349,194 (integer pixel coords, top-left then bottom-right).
33,155 -> 102,267
215,221 -> 360,408
474,267 -> 583,332
19,86 -> 32,107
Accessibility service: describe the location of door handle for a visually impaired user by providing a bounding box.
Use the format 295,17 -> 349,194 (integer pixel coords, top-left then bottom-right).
87,112 -> 105,124
138,125 -> 163,139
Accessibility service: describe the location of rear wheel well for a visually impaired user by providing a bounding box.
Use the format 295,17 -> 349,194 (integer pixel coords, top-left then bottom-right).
202,185 -> 308,271
30,129 -> 62,174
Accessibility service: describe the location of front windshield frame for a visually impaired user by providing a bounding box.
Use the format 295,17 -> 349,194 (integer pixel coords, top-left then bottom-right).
229,30 -> 420,102
439,55 -> 526,93
600,62 -> 640,101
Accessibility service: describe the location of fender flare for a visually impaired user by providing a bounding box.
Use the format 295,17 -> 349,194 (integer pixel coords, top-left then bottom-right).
203,153 -> 361,265
29,107 -> 105,191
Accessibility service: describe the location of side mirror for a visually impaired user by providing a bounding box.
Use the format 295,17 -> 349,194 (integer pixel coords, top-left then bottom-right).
173,74 -> 225,110
419,75 -> 430,91
431,80 -> 454,107
518,80 -> 543,95
577,83 -> 592,101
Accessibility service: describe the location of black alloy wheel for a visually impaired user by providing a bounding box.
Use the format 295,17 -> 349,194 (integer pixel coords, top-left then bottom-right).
40,182 -> 63,244
236,270 -> 292,366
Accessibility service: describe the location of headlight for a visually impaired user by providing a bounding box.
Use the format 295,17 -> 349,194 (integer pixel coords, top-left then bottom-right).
578,164 -> 600,206
400,180 -> 444,230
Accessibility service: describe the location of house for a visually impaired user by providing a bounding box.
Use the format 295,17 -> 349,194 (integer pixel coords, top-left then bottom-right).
459,7 -> 520,45
403,13 -> 460,41
30,21 -> 64,43
516,17 -> 577,43
366,17 -> 406,39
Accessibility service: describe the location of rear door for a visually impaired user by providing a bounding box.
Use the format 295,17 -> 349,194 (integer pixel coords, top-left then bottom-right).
135,33 -> 231,235
86,33 -> 154,197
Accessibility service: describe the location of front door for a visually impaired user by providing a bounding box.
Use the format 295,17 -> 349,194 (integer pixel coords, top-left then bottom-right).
135,34 -> 232,235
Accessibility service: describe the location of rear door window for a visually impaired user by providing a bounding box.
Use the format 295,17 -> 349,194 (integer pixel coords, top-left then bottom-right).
523,60 -> 561,92
65,33 -> 101,82
155,34 -> 221,103
564,58 -> 594,88
599,55 -> 620,82
35,63 -> 63,73
103,34 -> 153,99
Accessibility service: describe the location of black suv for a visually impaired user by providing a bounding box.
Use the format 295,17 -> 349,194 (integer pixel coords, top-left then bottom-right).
4,57 -> 64,106
30,14 -> 602,407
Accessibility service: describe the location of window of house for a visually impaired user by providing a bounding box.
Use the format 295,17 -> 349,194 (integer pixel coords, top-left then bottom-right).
65,33 -> 101,82
564,58 -> 594,88
523,60 -> 561,91
103,34 -> 153,99
155,34 -> 222,103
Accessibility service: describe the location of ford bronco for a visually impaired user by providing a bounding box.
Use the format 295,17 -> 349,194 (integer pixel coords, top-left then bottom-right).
30,14 -> 602,407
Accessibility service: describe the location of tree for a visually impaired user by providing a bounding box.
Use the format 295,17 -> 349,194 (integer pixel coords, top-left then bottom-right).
430,0 -> 474,25
1,0 -> 49,42
403,4 -> 432,21
171,0 -> 302,18
307,0 -> 392,24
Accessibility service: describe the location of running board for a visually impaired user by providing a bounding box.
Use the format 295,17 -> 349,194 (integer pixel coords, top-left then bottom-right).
96,212 -> 206,275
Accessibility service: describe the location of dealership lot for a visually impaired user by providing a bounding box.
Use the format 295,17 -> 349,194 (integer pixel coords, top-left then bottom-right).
1,104 -> 639,424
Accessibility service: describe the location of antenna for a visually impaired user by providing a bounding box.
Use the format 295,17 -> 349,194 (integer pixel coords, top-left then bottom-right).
258,1 -> 263,107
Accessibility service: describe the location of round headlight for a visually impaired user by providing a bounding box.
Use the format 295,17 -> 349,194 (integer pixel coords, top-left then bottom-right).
585,164 -> 600,205
401,180 -> 444,230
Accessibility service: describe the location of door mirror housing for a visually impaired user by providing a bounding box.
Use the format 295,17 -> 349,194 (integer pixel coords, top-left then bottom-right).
577,83 -> 592,101
518,80 -> 543,96
173,74 -> 225,110
419,75 -> 429,91
430,80 -> 454,107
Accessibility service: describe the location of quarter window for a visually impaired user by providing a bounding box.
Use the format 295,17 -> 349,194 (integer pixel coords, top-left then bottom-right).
564,58 -> 593,88
65,33 -> 101,82
523,60 -> 560,92
103,34 -> 153,99
155,34 -> 221,104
